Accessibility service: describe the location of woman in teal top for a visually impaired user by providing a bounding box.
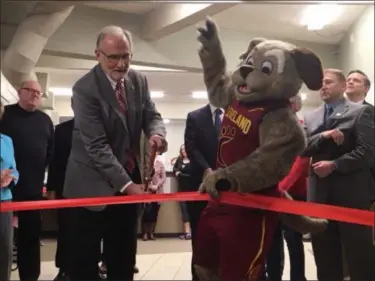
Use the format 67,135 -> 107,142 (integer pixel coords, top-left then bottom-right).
0,100 -> 19,281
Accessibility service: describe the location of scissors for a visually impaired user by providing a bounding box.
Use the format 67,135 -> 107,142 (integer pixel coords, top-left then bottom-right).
144,144 -> 158,193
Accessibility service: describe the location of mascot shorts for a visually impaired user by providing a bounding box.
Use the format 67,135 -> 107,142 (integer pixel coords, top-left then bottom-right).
193,205 -> 278,280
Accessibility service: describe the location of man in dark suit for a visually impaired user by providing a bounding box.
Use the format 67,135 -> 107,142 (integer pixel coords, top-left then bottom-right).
63,26 -> 167,281
303,68 -> 375,281
184,103 -> 223,280
46,118 -> 74,281
345,69 -> 375,181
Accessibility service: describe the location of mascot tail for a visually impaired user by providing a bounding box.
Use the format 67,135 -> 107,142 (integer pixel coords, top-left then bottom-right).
280,191 -> 328,234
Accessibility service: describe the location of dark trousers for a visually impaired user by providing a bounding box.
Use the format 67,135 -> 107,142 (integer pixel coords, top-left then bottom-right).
179,201 -> 190,223
264,195 -> 306,281
186,200 -> 207,280
0,209 -> 13,281
312,220 -> 375,281
16,206 -> 41,281
68,169 -> 141,281
69,201 -> 140,281
55,195 -> 70,273
264,221 -> 284,281
142,202 -> 160,223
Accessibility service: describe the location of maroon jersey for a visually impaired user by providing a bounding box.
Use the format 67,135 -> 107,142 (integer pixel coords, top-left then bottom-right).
209,99 -> 287,211
217,99 -> 266,169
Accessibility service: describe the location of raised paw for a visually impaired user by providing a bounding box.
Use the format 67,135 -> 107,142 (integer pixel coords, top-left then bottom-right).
197,17 -> 221,52
197,17 -> 217,40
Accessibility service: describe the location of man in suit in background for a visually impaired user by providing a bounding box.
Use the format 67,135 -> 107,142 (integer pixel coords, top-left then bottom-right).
345,69 -> 375,181
64,25 -> 167,281
46,118 -> 74,281
303,68 -> 375,281
345,69 -> 372,105
184,103 -> 223,280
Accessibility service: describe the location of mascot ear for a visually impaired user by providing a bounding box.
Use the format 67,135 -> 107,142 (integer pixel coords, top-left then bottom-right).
239,37 -> 267,60
291,48 -> 324,91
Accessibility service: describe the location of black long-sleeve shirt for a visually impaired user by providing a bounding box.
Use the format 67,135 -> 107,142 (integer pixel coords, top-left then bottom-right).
173,156 -> 192,192
0,103 -> 54,200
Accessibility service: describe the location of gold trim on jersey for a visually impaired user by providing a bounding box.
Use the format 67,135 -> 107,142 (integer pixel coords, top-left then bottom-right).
247,215 -> 266,280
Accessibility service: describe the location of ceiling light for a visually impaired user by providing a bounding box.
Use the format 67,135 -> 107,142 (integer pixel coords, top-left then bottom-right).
131,65 -> 185,72
150,91 -> 164,98
300,4 -> 343,31
163,119 -> 170,124
50,87 -> 72,96
192,91 -> 208,99
301,93 -> 307,101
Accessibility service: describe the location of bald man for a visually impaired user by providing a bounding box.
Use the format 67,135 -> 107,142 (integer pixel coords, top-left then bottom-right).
0,80 -> 54,281
64,26 -> 167,281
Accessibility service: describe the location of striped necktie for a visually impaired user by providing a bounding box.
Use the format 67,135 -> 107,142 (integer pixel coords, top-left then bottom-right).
115,80 -> 135,173
115,80 -> 127,114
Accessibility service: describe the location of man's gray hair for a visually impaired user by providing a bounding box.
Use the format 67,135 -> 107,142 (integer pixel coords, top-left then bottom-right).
96,25 -> 133,51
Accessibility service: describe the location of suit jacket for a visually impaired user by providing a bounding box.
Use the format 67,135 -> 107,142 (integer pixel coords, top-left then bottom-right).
303,98 -> 375,209
46,118 -> 74,198
63,65 -> 166,210
363,100 -> 375,180
184,104 -> 219,189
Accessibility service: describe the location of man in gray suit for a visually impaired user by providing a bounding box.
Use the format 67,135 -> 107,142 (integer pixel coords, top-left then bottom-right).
63,25 -> 167,281
303,68 -> 375,281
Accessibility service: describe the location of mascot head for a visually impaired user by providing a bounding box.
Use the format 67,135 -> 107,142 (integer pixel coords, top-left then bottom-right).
232,38 -> 324,103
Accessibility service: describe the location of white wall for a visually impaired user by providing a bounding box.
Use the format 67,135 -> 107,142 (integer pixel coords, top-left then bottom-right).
54,97 -> 317,121
340,5 -> 374,105
53,97 -> 317,172
54,97 -> 207,120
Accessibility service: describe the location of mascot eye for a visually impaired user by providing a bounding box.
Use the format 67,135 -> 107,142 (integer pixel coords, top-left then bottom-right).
261,61 -> 273,75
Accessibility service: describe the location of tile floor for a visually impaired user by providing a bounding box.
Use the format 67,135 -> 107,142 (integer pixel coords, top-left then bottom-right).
10,238 -> 317,280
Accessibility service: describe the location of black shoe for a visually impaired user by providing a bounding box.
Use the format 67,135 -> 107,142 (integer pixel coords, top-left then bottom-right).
53,271 -> 70,281
134,265 -> 139,274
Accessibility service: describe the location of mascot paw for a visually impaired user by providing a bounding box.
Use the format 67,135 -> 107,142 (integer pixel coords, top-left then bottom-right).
199,169 -> 237,199
197,17 -> 217,40
197,17 -> 221,51
194,264 -> 220,281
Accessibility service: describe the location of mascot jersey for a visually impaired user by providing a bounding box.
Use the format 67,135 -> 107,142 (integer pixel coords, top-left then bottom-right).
212,98 -> 281,212
193,99 -> 285,280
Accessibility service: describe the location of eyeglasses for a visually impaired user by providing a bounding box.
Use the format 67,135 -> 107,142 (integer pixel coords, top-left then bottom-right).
100,50 -> 132,64
20,87 -> 42,96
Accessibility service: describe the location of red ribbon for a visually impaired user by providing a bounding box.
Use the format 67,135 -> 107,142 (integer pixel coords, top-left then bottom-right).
1,192 -> 374,227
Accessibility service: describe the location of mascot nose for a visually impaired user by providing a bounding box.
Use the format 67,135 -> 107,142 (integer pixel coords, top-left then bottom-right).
239,65 -> 253,79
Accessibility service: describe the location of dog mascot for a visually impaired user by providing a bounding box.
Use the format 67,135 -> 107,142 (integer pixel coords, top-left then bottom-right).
193,18 -> 327,281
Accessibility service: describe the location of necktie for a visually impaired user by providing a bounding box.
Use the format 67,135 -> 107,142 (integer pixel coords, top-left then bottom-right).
324,105 -> 333,124
115,80 -> 127,114
214,108 -> 223,138
115,80 -> 135,173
